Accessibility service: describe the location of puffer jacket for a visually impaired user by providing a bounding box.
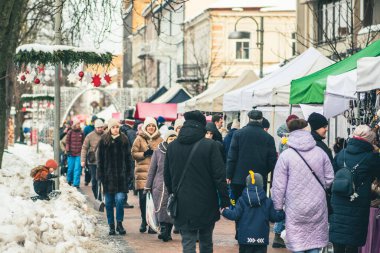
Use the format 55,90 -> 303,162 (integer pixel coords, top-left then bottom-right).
131,128 -> 162,190
223,185 -> 285,246
65,128 -> 84,156
271,130 -> 334,252
329,137 -> 380,246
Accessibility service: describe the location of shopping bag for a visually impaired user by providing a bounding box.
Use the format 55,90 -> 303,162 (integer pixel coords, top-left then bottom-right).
146,192 -> 160,233
94,182 -> 105,212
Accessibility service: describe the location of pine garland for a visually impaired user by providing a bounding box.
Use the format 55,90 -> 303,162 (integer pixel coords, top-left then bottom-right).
20,94 -> 55,102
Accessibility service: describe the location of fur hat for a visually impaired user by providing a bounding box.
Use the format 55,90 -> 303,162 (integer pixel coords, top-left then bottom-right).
246,171 -> 263,188
353,125 -> 376,143
108,118 -> 120,129
184,110 -> 206,126
143,117 -> 159,137
231,119 -> 240,129
45,159 -> 58,169
94,119 -> 103,128
174,118 -> 185,132
248,110 -> 263,120
308,112 -> 328,131
164,130 -> 177,142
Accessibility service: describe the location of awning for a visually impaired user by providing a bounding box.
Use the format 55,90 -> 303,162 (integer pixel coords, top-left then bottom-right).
290,40 -> 380,104
145,86 -> 168,102
134,102 -> 177,121
152,85 -> 192,103
357,56 -> 380,92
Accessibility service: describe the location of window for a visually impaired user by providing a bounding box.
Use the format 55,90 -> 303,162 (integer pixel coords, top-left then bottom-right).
317,0 -> 352,43
363,0 -> 380,27
235,41 -> 250,60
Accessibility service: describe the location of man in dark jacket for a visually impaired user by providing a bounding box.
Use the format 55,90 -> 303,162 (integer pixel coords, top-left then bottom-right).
308,112 -> 333,162
227,110 -> 277,199
211,114 -> 224,142
223,119 -> 240,156
164,110 -> 229,253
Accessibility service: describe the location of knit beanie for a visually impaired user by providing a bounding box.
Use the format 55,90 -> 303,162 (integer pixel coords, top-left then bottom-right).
353,125 -> 376,143
45,159 -> 58,169
246,171 -> 263,188
184,110 -> 206,126
91,115 -> 98,123
164,130 -> 177,142
94,119 -> 103,128
248,110 -> 263,120
262,118 -> 270,129
157,116 -> 165,124
231,119 -> 240,129
308,112 -> 328,131
286,114 -> 299,123
108,118 -> 120,129
174,118 -> 185,132
143,117 -> 158,130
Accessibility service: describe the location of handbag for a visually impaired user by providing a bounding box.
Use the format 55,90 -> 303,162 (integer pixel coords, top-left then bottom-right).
167,140 -> 201,219
94,182 -> 105,212
290,147 -> 333,215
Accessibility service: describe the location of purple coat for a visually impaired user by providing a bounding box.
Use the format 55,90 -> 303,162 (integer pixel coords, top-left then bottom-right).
271,130 -> 334,252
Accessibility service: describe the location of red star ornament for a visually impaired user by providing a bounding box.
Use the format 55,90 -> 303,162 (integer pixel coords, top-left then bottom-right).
104,73 -> 112,84
92,74 -> 102,87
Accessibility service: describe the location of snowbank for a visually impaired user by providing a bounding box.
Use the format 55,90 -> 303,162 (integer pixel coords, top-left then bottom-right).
0,144 -> 110,253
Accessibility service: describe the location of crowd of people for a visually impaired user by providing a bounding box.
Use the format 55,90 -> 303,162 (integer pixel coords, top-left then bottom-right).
32,110 -> 380,253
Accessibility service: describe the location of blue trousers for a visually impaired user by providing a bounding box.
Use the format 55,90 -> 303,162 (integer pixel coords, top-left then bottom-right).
67,156 -> 81,187
105,192 -> 125,225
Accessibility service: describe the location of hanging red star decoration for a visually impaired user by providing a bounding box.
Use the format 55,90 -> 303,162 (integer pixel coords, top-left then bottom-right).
37,65 -> 45,73
92,74 -> 101,87
104,73 -> 112,84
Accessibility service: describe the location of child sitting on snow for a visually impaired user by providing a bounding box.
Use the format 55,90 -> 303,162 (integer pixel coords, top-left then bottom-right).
222,171 -> 285,253
30,159 -> 59,200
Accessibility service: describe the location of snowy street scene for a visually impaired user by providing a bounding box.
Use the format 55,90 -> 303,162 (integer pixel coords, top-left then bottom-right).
1,0 -> 380,252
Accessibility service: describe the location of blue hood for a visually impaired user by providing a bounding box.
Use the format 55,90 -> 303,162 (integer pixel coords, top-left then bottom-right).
241,185 -> 267,207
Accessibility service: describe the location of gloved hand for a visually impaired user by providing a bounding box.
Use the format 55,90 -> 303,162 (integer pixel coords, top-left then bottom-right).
143,148 -> 153,157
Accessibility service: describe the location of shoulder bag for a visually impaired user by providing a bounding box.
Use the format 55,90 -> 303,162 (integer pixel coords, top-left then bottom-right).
167,139 -> 201,219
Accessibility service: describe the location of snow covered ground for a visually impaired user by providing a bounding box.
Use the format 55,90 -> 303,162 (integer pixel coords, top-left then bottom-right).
0,143 -> 122,253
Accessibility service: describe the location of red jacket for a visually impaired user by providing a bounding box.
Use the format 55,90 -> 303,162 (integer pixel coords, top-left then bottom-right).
65,129 -> 84,156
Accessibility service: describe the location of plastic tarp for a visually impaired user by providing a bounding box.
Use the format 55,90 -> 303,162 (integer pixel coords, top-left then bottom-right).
253,48 -> 333,106
134,102 -> 177,121
152,85 -> 192,104
290,40 -> 380,104
177,79 -> 228,113
196,70 -> 258,112
223,48 -> 333,111
357,57 -> 380,92
145,86 -> 168,102
323,70 -> 357,119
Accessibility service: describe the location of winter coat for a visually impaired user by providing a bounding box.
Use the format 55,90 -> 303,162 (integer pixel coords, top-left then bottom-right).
145,142 -> 173,224
81,131 -> 102,165
271,130 -> 334,252
329,137 -> 380,247
83,124 -> 95,137
164,120 -> 230,230
32,166 -> 51,182
131,130 -> 162,190
222,185 -> 285,246
120,125 -> 137,173
311,130 -> 333,162
277,123 -> 289,154
227,121 -> 277,186
65,128 -> 84,156
223,128 -> 237,156
97,133 -> 132,193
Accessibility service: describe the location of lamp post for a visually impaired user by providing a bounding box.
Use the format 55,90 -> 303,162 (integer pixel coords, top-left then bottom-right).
228,16 -> 264,78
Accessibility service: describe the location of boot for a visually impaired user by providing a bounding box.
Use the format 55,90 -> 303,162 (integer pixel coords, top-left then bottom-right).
166,223 -> 173,241
160,223 -> 168,242
162,223 -> 172,242
116,221 -> 126,235
139,220 -> 147,233
272,233 -> 286,248
109,224 -> 116,235
158,223 -> 164,240
148,226 -> 157,234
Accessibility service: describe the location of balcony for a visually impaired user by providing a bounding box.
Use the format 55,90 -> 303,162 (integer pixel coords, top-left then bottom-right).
176,64 -> 201,83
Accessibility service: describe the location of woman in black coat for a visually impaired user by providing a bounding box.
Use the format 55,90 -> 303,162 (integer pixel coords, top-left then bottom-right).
330,125 -> 380,253
97,119 -> 131,236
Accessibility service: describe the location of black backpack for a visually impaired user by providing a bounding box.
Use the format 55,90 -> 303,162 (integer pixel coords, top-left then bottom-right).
332,150 -> 367,201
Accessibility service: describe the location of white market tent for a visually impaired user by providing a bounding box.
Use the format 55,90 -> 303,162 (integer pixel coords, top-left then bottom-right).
357,56 -> 380,92
223,47 -> 334,111
96,104 -> 117,121
152,85 -> 192,103
196,70 -> 258,112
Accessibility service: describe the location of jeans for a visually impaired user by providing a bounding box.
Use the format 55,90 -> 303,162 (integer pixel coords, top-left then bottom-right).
293,249 -> 320,253
105,192 -> 125,225
333,243 -> 358,253
88,165 -> 99,199
180,224 -> 215,253
67,156 -> 81,187
239,245 -> 267,253
137,190 -> 146,223
273,220 -> 285,234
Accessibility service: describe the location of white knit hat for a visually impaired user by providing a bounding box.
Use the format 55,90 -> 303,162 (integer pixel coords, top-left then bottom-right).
164,130 -> 177,142
353,125 -> 376,143
174,118 -> 185,132
108,118 -> 120,129
142,117 -> 159,137
94,119 -> 103,128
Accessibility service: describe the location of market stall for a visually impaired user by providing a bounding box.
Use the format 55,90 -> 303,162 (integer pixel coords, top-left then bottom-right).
134,102 -> 178,121
152,85 -> 192,104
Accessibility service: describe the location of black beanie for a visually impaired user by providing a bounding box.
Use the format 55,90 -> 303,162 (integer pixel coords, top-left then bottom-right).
184,110 -> 207,126
308,112 -> 328,131
262,118 -> 270,129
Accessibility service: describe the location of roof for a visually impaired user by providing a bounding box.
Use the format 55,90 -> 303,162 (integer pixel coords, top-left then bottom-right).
145,86 -> 168,102
152,85 -> 192,103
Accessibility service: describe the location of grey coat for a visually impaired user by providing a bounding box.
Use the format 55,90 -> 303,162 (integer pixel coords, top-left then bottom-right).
145,142 -> 173,224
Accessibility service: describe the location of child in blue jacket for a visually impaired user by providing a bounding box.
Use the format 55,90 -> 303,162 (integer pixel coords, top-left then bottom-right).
222,171 -> 285,253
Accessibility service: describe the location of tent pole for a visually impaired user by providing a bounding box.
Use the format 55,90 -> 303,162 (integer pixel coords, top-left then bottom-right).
327,118 -> 331,147
335,116 -> 338,140
289,104 -> 293,115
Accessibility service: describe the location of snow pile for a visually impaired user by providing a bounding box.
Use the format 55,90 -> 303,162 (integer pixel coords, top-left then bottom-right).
0,144 -> 109,253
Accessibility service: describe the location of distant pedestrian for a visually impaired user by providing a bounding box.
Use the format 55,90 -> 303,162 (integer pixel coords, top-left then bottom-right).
84,115 -> 98,137
30,159 -> 59,200
164,110 -> 229,253
132,117 -> 163,234
97,118 -> 131,235
174,118 -> 185,133
206,122 -> 226,162
262,118 -> 270,132
223,119 -> 240,156
308,112 -> 333,162
222,172 -> 285,253
271,119 -> 334,253
65,119 -> 84,188
211,114 -> 224,142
